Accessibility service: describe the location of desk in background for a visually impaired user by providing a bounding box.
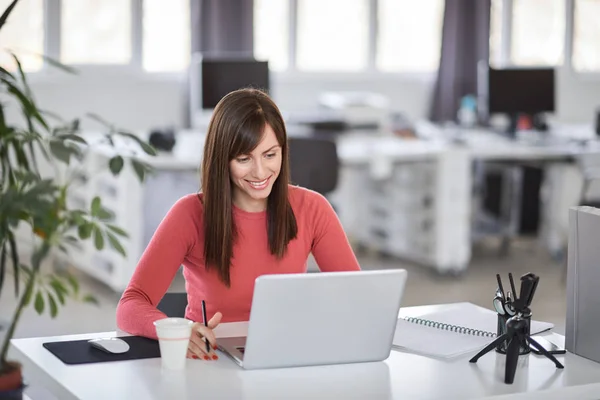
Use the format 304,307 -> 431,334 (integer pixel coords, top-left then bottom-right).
60,123 -> 600,290
11,303 -> 600,400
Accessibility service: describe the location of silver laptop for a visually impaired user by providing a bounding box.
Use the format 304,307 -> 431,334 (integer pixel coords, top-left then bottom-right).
217,269 -> 407,370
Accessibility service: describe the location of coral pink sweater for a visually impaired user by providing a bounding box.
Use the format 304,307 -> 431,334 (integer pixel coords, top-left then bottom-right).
116,186 -> 360,339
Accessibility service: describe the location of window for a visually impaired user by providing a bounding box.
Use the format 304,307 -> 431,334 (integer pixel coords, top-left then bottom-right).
61,0 -> 131,65
489,0 -> 504,67
143,0 -> 190,72
0,0 -> 44,72
510,0 -> 565,66
376,0 -> 444,72
296,0 -> 369,71
254,0 -> 289,71
572,0 -> 600,72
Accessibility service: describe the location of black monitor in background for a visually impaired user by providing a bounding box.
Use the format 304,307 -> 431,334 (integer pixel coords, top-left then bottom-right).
487,67 -> 555,134
201,58 -> 270,109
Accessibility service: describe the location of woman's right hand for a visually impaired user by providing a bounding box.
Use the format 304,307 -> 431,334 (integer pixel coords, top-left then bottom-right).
187,311 -> 222,360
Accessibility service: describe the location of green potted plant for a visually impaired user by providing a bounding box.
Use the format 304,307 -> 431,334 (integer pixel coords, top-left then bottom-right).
0,0 -> 156,396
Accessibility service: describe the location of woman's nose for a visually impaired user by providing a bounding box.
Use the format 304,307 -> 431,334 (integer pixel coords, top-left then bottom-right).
252,159 -> 266,177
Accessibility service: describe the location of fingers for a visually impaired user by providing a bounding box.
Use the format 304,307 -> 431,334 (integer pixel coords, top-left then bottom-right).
195,324 -> 218,349
188,337 -> 218,361
188,322 -> 219,361
208,312 -> 222,329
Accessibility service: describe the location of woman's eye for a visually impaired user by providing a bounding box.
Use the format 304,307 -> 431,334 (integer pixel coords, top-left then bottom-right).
237,157 -> 250,163
265,153 -> 276,158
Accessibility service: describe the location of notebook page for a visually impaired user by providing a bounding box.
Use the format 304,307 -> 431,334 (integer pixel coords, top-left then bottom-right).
392,303 -> 555,359
393,318 -> 492,358
419,303 -> 554,336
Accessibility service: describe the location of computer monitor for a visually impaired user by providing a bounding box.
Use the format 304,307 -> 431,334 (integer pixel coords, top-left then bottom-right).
488,67 -> 555,114
189,53 -> 270,129
486,66 -> 555,134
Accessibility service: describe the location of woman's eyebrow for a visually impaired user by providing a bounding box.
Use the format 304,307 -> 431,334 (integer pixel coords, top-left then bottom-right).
262,145 -> 281,154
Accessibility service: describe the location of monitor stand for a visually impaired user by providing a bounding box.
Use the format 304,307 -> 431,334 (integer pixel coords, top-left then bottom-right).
505,114 -> 519,139
505,113 -> 548,139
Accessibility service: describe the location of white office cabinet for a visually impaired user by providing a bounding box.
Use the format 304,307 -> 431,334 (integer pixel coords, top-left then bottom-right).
59,145 -> 202,292
57,149 -> 146,292
358,150 -> 471,274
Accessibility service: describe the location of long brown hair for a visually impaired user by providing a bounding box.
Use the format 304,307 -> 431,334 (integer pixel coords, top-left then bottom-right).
201,88 -> 298,286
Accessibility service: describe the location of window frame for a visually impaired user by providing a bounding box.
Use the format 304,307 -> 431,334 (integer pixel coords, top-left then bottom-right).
25,0 -> 600,81
25,0 -> 186,81
494,0 -> 600,78
273,0 -> 443,81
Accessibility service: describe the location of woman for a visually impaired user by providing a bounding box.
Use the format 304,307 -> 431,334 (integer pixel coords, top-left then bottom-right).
116,88 -> 360,361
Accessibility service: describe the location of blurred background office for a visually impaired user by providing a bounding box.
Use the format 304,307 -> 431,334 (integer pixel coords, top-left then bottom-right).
2,0 -> 600,348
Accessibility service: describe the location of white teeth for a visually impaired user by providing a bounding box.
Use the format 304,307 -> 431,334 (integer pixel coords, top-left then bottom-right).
249,178 -> 268,186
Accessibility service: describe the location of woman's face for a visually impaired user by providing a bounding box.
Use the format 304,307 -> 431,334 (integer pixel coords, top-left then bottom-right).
229,124 -> 282,212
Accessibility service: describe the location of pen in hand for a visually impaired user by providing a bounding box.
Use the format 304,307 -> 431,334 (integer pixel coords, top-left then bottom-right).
201,300 -> 210,353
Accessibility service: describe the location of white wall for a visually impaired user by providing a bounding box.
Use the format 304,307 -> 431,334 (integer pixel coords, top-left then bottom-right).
5,67 -> 600,132
556,69 -> 600,124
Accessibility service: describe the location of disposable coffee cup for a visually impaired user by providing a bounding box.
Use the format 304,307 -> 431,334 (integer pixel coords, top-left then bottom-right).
154,317 -> 193,370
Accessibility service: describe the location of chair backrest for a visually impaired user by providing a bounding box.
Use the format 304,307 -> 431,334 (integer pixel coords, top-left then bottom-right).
288,136 -> 339,196
157,292 -> 188,318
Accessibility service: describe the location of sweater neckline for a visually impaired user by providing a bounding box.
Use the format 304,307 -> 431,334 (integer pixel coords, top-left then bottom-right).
232,203 -> 267,220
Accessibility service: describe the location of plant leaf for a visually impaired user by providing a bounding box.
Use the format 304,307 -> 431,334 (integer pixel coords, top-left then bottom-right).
49,278 -> 66,305
49,139 -> 73,164
106,224 -> 128,237
106,231 -> 127,257
131,159 -> 152,182
58,133 -> 87,145
34,290 -> 45,315
117,131 -> 157,156
91,196 -> 101,216
108,155 -> 124,175
0,0 -> 20,32
93,225 -> 105,250
0,65 -> 16,80
0,242 -> 6,301
86,113 -> 113,129
67,274 -> 79,295
97,206 -> 114,221
8,231 -> 20,295
47,291 -> 58,318
40,54 -> 78,74
22,277 -> 34,306
78,222 -> 93,239
82,294 -> 99,306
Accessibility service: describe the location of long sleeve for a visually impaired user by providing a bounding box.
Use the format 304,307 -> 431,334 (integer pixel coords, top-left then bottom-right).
309,192 -> 361,272
116,195 -> 200,339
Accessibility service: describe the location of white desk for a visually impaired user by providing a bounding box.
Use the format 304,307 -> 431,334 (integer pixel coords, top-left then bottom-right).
11,303 -> 600,400
65,125 -> 600,291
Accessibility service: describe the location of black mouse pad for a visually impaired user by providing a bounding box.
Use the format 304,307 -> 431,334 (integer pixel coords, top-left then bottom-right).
43,336 -> 161,365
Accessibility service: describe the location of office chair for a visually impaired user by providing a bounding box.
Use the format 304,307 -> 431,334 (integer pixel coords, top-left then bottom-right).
288,136 -> 339,197
472,161 -> 523,256
157,292 -> 188,318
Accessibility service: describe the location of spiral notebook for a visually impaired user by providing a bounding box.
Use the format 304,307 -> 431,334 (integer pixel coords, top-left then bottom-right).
393,303 -> 554,359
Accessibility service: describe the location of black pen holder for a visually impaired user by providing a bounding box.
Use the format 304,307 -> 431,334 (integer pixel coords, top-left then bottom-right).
495,313 -> 531,355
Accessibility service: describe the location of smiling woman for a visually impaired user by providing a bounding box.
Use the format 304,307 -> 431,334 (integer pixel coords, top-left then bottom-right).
116,88 -> 361,362
229,126 -> 282,212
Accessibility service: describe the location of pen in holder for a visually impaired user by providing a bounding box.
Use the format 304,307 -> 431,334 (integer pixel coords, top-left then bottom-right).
495,311 -> 531,355
471,272 -> 564,385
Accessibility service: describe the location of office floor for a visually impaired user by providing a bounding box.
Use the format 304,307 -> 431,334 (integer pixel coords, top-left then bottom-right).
1,238 -> 567,398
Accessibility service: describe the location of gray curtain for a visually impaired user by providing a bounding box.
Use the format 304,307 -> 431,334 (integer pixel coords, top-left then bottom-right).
429,0 -> 491,123
190,0 -> 254,56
